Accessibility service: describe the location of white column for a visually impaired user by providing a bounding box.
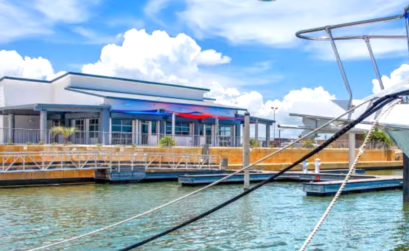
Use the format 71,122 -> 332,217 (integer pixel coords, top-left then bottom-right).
134,119 -> 139,144
40,111 -> 47,143
215,117 -> 219,146
243,112 -> 250,190
171,112 -> 176,138
85,119 -> 90,144
349,132 -> 355,173
8,114 -> 14,143
255,119 -> 259,141
132,120 -> 137,145
266,123 -> 271,148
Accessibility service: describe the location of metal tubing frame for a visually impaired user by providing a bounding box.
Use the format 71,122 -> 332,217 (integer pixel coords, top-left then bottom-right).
364,36 -> 384,90
296,5 -> 409,108
325,27 -> 353,109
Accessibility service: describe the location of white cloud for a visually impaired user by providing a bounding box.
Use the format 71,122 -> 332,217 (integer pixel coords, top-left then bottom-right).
0,50 -> 54,79
208,82 -> 336,137
195,49 -> 231,65
32,0 -> 100,23
372,64 -> 409,93
172,0 -> 408,59
0,0 -> 100,43
82,29 -> 231,84
81,28 -> 338,137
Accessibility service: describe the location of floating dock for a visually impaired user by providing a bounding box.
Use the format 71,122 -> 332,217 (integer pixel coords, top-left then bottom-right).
178,171 -> 372,186
303,177 -> 403,196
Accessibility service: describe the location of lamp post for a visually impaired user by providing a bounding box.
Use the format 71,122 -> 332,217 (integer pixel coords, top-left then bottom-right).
271,107 -> 278,145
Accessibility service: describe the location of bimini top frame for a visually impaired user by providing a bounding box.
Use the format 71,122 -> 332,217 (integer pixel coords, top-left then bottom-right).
296,5 -> 409,109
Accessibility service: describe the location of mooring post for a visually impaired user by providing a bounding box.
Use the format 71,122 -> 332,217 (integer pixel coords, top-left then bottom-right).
349,132 -> 356,174
404,153 -> 409,203
243,112 -> 250,190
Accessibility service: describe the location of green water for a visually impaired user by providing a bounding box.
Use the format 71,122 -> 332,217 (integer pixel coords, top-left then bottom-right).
1,181 -> 409,251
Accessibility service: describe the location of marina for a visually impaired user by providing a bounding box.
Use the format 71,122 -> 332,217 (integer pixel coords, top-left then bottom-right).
1,182 -> 407,251
1,1 -> 409,251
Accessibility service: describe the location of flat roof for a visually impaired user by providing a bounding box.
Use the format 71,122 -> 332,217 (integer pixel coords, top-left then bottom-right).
67,87 -> 247,111
0,72 -> 211,92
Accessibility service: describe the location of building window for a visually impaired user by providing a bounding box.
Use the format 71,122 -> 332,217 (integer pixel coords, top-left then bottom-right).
219,126 -> 232,146
73,119 -> 85,144
166,122 -> 190,135
75,119 -> 85,131
111,119 -> 132,145
151,121 -> 157,134
89,119 -> 99,138
199,124 -> 204,136
205,125 -> 212,144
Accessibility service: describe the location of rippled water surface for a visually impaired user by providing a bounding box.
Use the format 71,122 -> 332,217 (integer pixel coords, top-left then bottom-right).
1,181 -> 408,251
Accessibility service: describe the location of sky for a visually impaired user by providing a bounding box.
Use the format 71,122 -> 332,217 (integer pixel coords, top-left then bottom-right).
1,0 -> 409,138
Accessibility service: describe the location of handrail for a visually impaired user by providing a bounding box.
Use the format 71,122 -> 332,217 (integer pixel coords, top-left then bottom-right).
0,151 -> 223,173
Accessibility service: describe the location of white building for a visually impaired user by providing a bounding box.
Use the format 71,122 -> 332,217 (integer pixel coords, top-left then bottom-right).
0,72 -> 274,146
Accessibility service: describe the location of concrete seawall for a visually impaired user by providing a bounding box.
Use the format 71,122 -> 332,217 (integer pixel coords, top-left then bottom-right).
0,145 -> 401,185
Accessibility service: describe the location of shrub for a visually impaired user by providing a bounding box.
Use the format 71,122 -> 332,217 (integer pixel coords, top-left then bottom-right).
132,144 -> 137,147
38,141 -> 45,145
51,126 -> 78,144
26,142 -> 33,145
159,136 -> 176,147
249,138 -> 259,148
303,140 -> 314,148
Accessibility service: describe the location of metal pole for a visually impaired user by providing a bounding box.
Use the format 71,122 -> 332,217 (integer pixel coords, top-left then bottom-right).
171,112 -> 176,139
364,37 -> 384,90
405,11 -> 409,56
243,112 -> 250,190
404,153 -> 409,203
273,109 -> 276,140
325,27 -> 353,109
349,133 -> 356,174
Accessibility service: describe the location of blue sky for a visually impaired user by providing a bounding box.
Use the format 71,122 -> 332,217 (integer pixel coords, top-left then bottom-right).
1,0 -> 409,131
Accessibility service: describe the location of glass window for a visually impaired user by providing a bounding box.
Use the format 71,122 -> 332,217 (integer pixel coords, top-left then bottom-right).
151,121 -> 157,134
166,122 -> 190,135
111,119 -> 133,145
199,124 -> 204,136
89,119 -> 99,138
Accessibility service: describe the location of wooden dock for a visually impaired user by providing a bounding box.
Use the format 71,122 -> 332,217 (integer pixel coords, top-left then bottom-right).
178,171 -> 374,186
303,177 -> 403,196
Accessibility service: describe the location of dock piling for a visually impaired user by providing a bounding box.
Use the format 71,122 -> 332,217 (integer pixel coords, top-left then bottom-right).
243,112 -> 250,190
404,153 -> 409,203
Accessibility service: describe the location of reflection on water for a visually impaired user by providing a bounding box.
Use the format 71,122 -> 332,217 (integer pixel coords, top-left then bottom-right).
0,181 -> 408,251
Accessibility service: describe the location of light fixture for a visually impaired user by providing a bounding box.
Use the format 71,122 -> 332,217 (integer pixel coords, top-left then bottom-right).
28,115 -> 33,123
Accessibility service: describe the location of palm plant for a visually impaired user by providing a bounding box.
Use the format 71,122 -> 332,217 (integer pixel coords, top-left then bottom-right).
51,126 -> 78,144
364,128 -> 393,149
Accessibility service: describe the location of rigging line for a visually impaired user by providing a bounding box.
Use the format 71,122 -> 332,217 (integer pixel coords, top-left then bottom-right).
118,93 -> 405,251
298,99 -> 401,251
28,98 -> 376,251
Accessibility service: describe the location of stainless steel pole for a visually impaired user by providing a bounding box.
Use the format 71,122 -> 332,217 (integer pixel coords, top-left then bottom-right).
364,37 -> 384,90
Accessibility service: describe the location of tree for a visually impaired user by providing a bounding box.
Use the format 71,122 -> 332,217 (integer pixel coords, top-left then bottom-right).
51,126 -> 78,144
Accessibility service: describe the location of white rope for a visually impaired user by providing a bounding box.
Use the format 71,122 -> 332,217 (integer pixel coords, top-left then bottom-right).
298,98 -> 400,251
28,99 -> 375,251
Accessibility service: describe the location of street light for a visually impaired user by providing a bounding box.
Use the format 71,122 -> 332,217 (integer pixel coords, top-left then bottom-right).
271,107 -> 278,144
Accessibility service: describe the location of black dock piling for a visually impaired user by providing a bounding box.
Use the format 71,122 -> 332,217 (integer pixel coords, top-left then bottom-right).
403,153 -> 409,203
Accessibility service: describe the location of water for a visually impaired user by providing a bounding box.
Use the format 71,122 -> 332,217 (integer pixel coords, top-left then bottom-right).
1,181 -> 408,251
